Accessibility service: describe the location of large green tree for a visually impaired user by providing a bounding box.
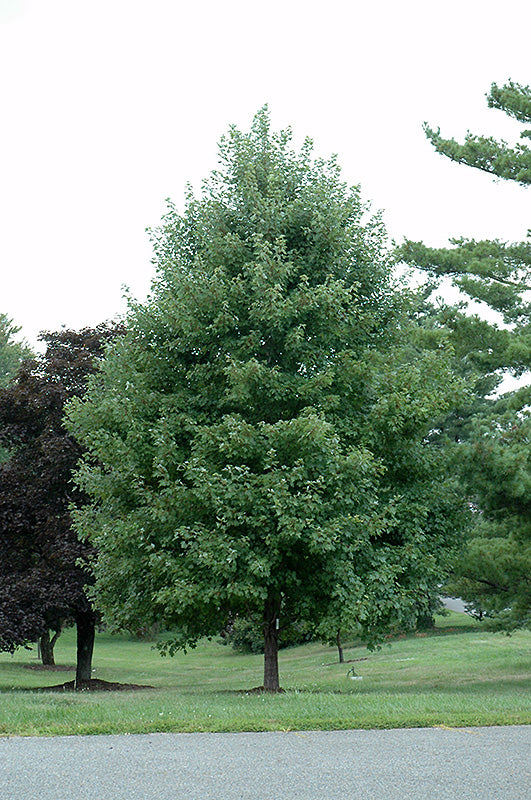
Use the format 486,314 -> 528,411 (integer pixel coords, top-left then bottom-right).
399,82 -> 531,628
67,110 -> 465,690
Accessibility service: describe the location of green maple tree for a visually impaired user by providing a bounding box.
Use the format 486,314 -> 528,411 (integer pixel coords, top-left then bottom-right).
67,110 -> 465,689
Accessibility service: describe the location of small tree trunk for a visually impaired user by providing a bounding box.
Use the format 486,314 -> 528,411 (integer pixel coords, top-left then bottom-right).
50,625 -> 63,653
75,609 -> 95,687
39,630 -> 55,666
336,630 -> 344,664
40,624 -> 64,666
263,596 -> 281,692
416,612 -> 435,630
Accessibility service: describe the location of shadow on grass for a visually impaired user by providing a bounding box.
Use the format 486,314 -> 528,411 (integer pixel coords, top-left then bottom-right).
2,675 -> 528,698
387,624 -> 488,641
335,622 -> 486,654
150,673 -> 531,698
344,676 -> 531,696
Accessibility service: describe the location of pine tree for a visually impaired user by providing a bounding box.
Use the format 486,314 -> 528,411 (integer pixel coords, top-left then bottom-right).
399,82 -> 531,629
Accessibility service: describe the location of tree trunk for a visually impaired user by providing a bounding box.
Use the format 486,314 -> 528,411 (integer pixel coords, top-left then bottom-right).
39,630 -> 55,666
39,625 -> 64,666
263,596 -> 281,692
416,612 -> 435,630
336,630 -> 344,664
75,609 -> 95,687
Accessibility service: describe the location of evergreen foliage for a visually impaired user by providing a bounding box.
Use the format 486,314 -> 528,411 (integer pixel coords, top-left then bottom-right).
447,392 -> 531,629
424,80 -> 531,185
0,314 -> 33,463
399,83 -> 531,629
0,313 -> 32,388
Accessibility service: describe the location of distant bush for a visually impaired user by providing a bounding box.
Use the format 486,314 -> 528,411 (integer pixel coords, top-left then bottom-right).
220,616 -> 314,654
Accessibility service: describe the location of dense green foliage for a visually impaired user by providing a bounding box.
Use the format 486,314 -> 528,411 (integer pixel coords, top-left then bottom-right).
0,313 -> 33,462
67,109 -> 466,689
0,313 -> 32,388
448,395 -> 531,628
399,82 -> 531,628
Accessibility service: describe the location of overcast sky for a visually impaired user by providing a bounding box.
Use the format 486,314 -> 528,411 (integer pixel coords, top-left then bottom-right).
1,0 -> 530,347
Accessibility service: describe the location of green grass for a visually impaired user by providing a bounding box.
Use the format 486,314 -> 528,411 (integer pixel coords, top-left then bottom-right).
1,612 -> 529,736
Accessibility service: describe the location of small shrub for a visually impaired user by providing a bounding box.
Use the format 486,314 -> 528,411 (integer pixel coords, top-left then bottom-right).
221,616 -> 314,654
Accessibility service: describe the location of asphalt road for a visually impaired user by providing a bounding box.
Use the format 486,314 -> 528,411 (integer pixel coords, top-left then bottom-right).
1,726 -> 529,800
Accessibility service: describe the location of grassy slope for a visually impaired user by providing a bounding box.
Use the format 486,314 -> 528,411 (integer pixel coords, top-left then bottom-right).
0,613 -> 529,736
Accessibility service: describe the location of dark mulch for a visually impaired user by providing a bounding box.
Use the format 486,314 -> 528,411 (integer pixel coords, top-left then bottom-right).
240,686 -> 286,694
35,678 -> 155,692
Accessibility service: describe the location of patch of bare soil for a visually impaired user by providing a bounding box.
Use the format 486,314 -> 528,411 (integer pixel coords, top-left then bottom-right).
35,678 -> 155,692
240,686 -> 286,694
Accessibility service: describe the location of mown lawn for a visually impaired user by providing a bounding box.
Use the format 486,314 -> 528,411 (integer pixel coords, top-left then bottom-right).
0,612 -> 529,736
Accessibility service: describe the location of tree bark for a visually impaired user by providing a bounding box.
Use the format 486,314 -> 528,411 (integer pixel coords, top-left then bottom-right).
263,596 -> 281,691
39,624 -> 64,666
39,630 -> 55,666
336,630 -> 344,664
75,609 -> 95,687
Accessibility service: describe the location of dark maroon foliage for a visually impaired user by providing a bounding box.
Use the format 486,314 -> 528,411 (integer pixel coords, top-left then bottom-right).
0,324 -> 123,679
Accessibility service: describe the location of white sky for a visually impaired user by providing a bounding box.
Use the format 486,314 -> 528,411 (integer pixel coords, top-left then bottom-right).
1,0 -> 530,348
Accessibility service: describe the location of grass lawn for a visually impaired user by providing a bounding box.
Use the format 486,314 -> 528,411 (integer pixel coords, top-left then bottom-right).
0,612 -> 529,736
